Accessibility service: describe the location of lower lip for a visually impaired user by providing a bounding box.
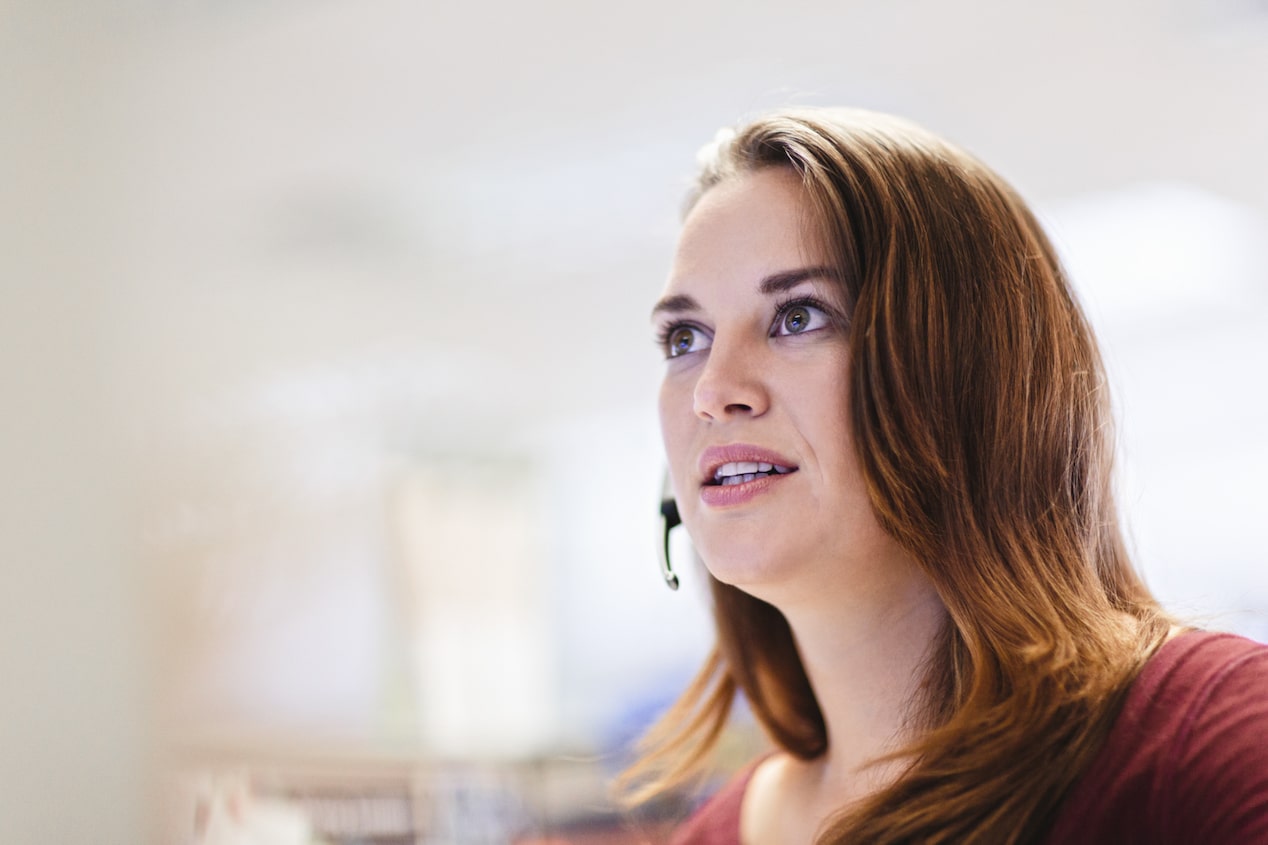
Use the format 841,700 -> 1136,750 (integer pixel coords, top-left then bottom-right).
699,473 -> 793,508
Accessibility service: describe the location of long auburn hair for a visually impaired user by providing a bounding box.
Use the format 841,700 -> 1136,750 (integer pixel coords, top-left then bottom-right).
621,108 -> 1173,843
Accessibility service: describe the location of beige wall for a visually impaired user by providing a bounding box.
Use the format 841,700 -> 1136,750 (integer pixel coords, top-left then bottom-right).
0,6 -> 150,842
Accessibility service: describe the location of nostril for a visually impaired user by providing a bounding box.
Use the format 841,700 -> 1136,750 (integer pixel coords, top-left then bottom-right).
691,359 -> 767,419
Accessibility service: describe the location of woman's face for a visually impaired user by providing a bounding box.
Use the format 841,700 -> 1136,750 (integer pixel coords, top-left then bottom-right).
654,167 -> 908,603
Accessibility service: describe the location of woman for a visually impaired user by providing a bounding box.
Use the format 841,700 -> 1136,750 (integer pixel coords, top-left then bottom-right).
626,108 -> 1268,844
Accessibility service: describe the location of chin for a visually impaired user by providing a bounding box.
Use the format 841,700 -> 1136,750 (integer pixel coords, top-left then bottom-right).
697,543 -> 804,599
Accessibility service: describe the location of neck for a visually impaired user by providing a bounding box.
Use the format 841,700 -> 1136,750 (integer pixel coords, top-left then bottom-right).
775,558 -> 948,802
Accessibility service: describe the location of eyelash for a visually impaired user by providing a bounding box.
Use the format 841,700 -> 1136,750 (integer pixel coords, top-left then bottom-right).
770,294 -> 837,333
655,295 -> 839,357
654,321 -> 701,356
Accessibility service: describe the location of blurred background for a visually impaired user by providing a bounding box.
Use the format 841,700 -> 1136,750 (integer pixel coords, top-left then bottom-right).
2,0 -> 1266,842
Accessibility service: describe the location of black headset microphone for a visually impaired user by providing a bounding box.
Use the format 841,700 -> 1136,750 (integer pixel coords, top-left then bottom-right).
659,498 -> 681,590
658,471 -> 682,590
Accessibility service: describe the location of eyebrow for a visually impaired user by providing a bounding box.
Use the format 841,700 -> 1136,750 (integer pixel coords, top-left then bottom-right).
650,265 -> 840,318
759,266 -> 839,295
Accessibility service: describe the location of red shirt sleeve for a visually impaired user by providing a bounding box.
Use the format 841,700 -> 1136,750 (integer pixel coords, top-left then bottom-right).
1045,631 -> 1268,844
1164,636 -> 1268,842
668,760 -> 760,845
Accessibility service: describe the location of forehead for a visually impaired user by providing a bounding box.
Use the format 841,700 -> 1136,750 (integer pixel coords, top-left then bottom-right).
667,167 -> 822,293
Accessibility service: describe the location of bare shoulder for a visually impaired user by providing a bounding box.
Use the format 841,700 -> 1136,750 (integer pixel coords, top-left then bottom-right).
738,753 -> 786,844
739,753 -> 819,845
737,748 -> 914,844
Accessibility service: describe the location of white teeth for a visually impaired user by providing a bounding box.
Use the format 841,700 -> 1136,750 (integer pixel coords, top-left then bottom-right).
721,473 -> 759,486
713,460 -> 794,481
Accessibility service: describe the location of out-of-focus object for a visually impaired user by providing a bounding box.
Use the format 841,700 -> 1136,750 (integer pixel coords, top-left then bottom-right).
195,775 -> 315,845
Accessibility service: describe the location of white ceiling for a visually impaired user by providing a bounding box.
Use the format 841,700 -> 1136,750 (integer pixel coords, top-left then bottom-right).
12,0 -> 1261,458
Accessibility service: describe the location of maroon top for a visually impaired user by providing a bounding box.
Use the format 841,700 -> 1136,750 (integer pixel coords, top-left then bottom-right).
670,631 -> 1268,844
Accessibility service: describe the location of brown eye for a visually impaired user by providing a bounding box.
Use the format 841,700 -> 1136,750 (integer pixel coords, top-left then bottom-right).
774,301 -> 830,337
664,325 -> 710,358
782,306 -> 810,334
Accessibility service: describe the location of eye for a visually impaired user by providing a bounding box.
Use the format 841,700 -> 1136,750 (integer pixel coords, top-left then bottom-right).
773,300 -> 832,337
660,324 -> 712,358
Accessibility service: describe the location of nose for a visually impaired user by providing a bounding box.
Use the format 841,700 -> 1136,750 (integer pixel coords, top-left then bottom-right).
692,338 -> 770,421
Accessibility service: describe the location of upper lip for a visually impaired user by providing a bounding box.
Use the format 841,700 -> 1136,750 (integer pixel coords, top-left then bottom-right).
698,443 -> 799,485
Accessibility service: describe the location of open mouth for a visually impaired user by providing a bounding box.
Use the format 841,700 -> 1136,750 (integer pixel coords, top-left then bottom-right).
707,461 -> 797,487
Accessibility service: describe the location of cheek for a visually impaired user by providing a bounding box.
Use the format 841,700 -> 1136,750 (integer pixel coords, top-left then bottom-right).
792,358 -> 856,475
658,377 -> 692,494
657,375 -> 675,434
